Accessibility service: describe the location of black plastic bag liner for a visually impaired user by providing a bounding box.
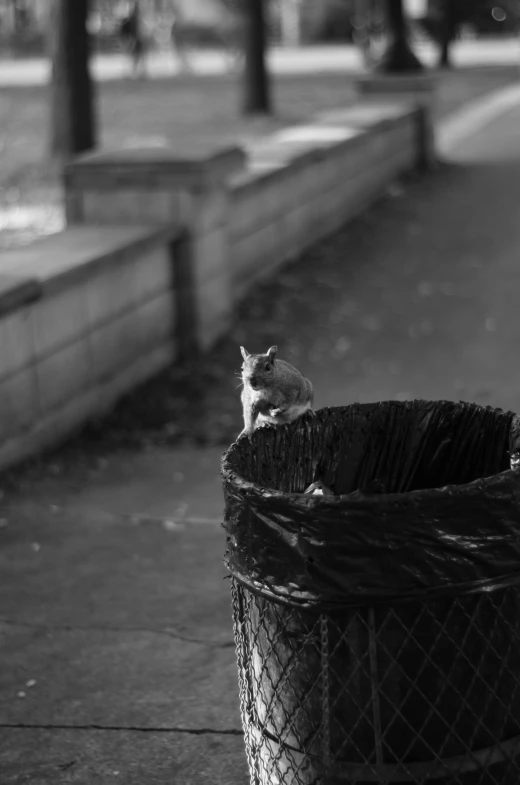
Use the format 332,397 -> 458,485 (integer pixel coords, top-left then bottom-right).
221,400 -> 520,609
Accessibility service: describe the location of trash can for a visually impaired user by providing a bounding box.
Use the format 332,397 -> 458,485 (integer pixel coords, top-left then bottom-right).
221,401 -> 520,785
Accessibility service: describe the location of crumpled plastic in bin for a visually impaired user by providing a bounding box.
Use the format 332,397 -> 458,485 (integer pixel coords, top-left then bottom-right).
221,400 -> 520,609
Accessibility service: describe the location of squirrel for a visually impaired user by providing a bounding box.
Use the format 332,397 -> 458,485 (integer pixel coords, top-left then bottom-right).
238,345 -> 314,437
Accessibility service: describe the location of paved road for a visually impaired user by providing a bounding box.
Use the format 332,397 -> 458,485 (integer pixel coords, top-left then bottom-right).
1,91 -> 520,784
0,38 -> 519,86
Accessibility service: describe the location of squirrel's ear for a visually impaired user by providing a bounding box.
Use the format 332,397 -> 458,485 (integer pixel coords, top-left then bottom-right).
267,346 -> 278,362
240,346 -> 250,360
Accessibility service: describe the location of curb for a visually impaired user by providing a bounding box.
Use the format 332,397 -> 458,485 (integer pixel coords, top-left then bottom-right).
437,83 -> 520,156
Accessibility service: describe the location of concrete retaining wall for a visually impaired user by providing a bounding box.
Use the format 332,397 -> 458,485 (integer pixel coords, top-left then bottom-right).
228,108 -> 419,300
0,225 -> 177,469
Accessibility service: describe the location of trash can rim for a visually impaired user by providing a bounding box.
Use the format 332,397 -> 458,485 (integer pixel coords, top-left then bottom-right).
221,446 -> 520,507
221,401 -> 520,505
222,402 -> 520,608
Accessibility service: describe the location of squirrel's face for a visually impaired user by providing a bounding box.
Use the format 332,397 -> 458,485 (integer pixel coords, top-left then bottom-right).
242,357 -> 275,390
242,355 -> 274,390
240,345 -> 277,390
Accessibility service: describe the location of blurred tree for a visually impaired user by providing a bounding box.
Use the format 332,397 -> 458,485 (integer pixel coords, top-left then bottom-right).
279,0 -> 301,45
437,0 -> 459,67
353,0 -> 387,68
377,0 -> 423,72
242,0 -> 271,114
422,0 -> 472,68
49,0 -> 96,157
11,0 -> 31,33
426,0 -> 520,40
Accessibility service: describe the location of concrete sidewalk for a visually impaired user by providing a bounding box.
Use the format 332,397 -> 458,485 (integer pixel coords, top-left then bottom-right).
2,91 -> 520,783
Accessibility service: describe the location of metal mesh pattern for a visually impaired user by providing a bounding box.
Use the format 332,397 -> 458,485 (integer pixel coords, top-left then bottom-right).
231,579 -> 520,785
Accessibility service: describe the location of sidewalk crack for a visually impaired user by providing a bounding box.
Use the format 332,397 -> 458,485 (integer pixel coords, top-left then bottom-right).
0,619 -> 234,648
0,722 -> 243,736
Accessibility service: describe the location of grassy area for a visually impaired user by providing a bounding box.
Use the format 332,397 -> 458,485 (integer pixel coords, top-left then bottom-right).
2,72 -> 358,203
1,65 -> 518,212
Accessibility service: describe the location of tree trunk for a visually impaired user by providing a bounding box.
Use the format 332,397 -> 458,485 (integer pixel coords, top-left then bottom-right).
439,37 -> 450,67
280,0 -> 300,47
242,0 -> 271,115
377,0 -> 423,73
13,0 -> 24,33
49,0 -> 96,157
437,0 -> 457,68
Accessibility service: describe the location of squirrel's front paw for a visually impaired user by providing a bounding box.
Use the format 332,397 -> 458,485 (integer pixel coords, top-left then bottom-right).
269,407 -> 283,418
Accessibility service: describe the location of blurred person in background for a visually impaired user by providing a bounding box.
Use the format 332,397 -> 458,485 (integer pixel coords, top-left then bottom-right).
119,1 -> 146,77
170,1 -> 192,73
221,7 -> 244,73
351,0 -> 388,70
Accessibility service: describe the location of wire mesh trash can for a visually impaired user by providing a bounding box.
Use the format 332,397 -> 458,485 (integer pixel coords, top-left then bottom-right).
221,401 -> 520,785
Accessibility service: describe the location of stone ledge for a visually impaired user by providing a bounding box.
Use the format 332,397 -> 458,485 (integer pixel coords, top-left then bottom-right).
0,221 -> 179,463
64,144 -> 246,192
0,341 -> 174,474
0,274 -> 40,318
356,73 -> 438,94
229,111 -> 416,207
315,100 -> 420,129
0,225 -> 178,296
232,131 -> 369,196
